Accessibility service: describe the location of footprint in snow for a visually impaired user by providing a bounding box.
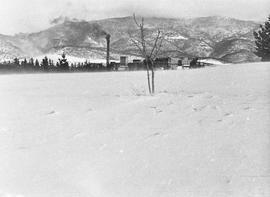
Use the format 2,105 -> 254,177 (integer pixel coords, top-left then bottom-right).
211,105 -> 219,110
71,132 -> 85,139
156,109 -> 163,113
87,108 -> 93,112
147,132 -> 161,138
224,112 -> 233,117
167,101 -> 174,105
192,105 -> 206,112
150,106 -> 163,113
47,110 -> 57,115
243,106 -> 251,111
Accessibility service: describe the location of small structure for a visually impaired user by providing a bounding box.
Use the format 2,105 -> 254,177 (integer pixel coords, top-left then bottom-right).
109,62 -> 120,71
154,57 -> 171,70
181,57 -> 208,69
170,58 -> 179,70
119,56 -> 128,71
178,59 -> 183,66
154,57 -> 178,70
128,59 -> 144,71
120,56 -> 128,66
181,57 -> 191,69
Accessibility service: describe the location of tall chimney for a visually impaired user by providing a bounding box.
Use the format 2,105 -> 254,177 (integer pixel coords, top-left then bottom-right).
106,34 -> 111,68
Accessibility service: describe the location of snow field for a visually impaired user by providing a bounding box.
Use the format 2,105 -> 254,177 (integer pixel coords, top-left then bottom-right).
0,62 -> 269,197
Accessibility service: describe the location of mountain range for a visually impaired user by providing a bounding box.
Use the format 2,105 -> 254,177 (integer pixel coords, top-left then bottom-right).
0,16 -> 261,63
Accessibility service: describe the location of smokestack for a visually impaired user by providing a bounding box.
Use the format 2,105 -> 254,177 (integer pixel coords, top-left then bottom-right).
106,34 -> 111,68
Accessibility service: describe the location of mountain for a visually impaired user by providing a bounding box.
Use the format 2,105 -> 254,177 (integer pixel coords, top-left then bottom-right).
0,16 -> 261,63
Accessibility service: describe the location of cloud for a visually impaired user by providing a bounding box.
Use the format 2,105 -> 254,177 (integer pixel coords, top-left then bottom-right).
0,0 -> 270,35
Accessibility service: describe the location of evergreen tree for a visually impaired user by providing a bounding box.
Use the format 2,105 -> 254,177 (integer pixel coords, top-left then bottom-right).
35,59 -> 39,67
41,56 -> 49,71
13,58 -> 20,65
29,58 -> 34,67
48,59 -> 54,70
254,15 -> 270,61
23,58 -> 27,65
21,58 -> 28,69
58,53 -> 69,71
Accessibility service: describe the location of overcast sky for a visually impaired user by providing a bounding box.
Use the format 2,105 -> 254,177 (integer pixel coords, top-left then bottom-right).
0,0 -> 269,35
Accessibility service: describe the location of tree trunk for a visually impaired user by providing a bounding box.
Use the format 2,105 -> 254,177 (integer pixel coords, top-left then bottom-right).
106,34 -> 111,69
151,68 -> 155,94
146,61 -> 152,94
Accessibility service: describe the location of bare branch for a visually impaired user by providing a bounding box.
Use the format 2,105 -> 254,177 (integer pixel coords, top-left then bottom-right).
127,31 -> 144,45
130,38 -> 144,58
153,36 -> 165,59
140,20 -> 146,55
150,29 -> 161,58
133,14 -> 140,28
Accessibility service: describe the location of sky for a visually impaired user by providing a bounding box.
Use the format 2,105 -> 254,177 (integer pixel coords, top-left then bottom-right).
0,0 -> 269,35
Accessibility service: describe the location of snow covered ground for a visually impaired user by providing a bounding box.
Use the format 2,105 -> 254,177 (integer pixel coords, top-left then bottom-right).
198,58 -> 225,65
0,62 -> 269,197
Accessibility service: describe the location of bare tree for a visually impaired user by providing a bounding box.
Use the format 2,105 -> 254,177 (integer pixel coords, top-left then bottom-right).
129,14 -> 164,95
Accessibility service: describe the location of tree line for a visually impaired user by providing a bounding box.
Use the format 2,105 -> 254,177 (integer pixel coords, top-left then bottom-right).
0,53 -> 109,73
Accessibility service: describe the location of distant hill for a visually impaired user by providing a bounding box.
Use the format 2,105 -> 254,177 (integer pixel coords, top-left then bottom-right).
0,16 -> 261,63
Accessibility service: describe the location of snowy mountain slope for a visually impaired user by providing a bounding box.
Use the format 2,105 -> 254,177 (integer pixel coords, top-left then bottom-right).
0,34 -> 25,61
0,16 -> 260,63
0,21 -> 109,62
0,62 -> 269,197
95,16 -> 260,62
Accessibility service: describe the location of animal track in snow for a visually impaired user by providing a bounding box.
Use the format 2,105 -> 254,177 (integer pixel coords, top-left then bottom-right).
86,108 -> 93,112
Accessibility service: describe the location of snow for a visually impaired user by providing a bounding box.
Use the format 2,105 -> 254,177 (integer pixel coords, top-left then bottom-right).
35,53 -> 84,63
198,58 -> 225,65
0,62 -> 269,197
34,54 -> 118,64
165,35 -> 188,40
86,36 -> 104,48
